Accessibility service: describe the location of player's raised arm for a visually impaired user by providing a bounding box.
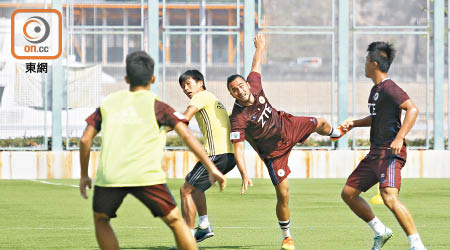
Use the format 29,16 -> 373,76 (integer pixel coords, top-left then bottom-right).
79,125 -> 98,199
174,121 -> 227,191
250,33 -> 265,74
390,99 -> 418,154
234,141 -> 253,194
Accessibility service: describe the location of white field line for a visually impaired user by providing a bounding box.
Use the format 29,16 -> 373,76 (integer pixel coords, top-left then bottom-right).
29,179 -> 79,188
0,225 -> 448,231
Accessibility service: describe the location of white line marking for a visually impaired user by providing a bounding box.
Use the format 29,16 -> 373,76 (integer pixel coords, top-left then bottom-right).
29,179 -> 79,188
0,225 -> 448,231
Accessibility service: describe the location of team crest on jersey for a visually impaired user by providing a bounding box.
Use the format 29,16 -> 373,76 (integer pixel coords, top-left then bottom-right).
374,92 -> 379,101
252,114 -> 257,121
259,96 -> 266,104
277,169 -> 285,177
216,102 -> 226,109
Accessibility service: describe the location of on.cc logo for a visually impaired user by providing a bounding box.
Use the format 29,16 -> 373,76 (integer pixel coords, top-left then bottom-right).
11,9 -> 62,60
23,16 -> 50,44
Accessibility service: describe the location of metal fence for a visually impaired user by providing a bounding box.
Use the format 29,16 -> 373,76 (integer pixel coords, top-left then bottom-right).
0,0 -> 447,150
350,0 -> 431,149
63,0 -> 146,149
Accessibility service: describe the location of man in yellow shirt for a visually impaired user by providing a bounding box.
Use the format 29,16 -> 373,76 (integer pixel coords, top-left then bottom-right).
178,70 -> 236,242
79,51 -> 226,250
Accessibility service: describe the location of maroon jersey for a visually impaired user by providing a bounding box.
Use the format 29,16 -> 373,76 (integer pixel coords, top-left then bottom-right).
85,100 -> 186,131
229,72 -> 283,157
368,79 -> 410,148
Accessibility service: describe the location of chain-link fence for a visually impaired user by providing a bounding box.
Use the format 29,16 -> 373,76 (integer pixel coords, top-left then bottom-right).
0,0 -> 446,150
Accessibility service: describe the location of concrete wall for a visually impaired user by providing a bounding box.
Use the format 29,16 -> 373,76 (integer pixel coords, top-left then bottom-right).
0,150 -> 449,179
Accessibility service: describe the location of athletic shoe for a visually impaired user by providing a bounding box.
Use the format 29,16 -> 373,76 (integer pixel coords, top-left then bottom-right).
194,225 -> 214,242
330,125 -> 346,142
280,237 -> 295,250
371,227 -> 393,250
409,247 -> 427,250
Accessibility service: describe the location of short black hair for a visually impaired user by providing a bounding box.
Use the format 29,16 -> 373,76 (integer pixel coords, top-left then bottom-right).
226,74 -> 246,89
178,70 -> 206,90
126,51 -> 155,87
367,41 -> 396,73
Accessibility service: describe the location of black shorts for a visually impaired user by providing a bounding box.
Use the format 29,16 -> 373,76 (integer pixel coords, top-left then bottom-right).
93,184 -> 177,218
185,153 -> 236,192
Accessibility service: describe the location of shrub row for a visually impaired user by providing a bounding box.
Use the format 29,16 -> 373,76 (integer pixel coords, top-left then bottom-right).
0,136 -> 443,149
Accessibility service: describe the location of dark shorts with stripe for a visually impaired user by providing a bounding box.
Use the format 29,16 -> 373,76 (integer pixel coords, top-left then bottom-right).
185,153 -> 236,192
93,184 -> 176,218
346,147 -> 407,192
264,113 -> 318,185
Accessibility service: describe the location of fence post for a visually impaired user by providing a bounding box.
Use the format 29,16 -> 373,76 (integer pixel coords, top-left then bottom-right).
51,0 -> 63,151
244,0 -> 255,77
337,0 -> 349,149
433,0 -> 444,150
148,0 -> 159,95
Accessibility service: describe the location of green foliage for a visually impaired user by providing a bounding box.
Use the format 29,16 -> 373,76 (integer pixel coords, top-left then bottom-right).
0,137 -> 45,148
0,137 -> 446,149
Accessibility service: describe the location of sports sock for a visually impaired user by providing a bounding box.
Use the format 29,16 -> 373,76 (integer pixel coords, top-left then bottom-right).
278,220 -> 291,239
408,234 -> 425,249
190,229 -> 195,236
199,215 -> 210,228
328,126 -> 341,137
367,217 -> 386,235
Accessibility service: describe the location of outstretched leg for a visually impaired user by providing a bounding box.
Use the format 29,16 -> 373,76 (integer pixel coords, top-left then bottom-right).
314,118 -> 332,136
314,118 -> 342,139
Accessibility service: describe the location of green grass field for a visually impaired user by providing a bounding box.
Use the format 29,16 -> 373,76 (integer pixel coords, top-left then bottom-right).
0,179 -> 449,250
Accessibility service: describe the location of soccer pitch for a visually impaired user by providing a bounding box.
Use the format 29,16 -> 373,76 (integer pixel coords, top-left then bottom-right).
1,179 -> 449,250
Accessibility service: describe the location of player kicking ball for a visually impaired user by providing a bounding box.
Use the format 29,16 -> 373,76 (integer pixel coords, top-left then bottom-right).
227,33 -> 343,250
336,42 -> 427,250
178,70 -> 236,242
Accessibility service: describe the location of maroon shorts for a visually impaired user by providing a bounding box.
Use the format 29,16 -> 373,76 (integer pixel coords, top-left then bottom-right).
346,148 -> 407,192
93,184 -> 177,218
264,113 -> 317,185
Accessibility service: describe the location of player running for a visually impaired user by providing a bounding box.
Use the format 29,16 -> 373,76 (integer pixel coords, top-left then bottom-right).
178,70 -> 236,242
79,51 -> 226,250
227,33 -> 342,250
337,42 -> 427,250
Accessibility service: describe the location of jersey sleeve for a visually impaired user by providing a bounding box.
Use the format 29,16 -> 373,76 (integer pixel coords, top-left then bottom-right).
385,82 -> 410,106
229,109 -> 247,143
155,100 -> 188,127
247,71 -> 262,93
85,108 -> 102,132
188,91 -> 208,110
